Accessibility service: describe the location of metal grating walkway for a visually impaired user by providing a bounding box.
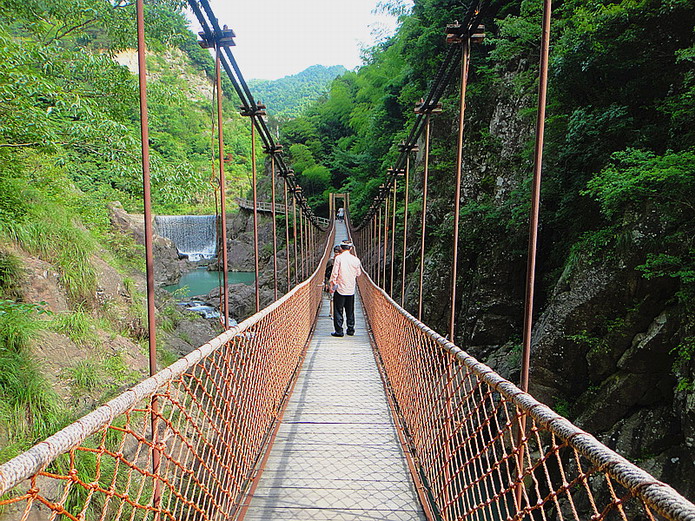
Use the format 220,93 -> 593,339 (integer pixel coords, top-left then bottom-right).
242,223 -> 425,520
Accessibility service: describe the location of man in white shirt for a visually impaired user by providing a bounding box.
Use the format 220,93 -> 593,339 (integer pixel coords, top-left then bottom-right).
328,242 -> 362,336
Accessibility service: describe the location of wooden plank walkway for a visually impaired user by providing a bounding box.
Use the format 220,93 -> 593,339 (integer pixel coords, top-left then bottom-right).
243,223 -> 425,520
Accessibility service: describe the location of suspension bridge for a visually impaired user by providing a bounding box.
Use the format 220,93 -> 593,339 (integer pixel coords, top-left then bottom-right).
1,0 -> 694,520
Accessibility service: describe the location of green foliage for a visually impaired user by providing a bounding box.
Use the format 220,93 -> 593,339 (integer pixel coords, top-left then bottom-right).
63,359 -> 101,393
102,351 -> 141,386
0,301 -> 44,352
0,0 -> 255,219
553,398 -> 571,418
585,148 -> 695,306
567,329 -> 609,355
249,65 -> 347,120
0,301 -> 66,461
1,184 -> 98,303
586,148 -> 695,219
0,251 -> 22,297
158,304 -> 179,333
0,0 -> 254,466
50,308 -> 100,346
671,337 -> 695,391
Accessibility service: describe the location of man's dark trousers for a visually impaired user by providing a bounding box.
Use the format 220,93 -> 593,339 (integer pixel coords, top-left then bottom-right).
333,292 -> 355,335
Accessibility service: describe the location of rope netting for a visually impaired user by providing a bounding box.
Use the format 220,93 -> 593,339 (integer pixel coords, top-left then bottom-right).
358,272 -> 695,521
0,227 -> 333,521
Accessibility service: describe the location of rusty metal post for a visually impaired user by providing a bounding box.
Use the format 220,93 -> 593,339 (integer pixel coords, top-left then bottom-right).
250,119 -> 260,313
135,0 -> 161,513
308,218 -> 313,270
215,45 -> 230,329
299,212 -> 309,280
449,39 -> 470,342
303,211 -> 308,279
418,115 -> 431,321
292,192 -> 298,285
283,180 -> 291,292
377,206 -> 383,287
517,0 -> 552,507
401,158 -> 410,306
382,196 -> 389,288
298,206 -> 304,280
303,209 -> 307,279
390,179 -> 397,297
371,216 -> 376,277
270,155 -> 278,301
520,0 -> 552,396
300,210 -> 304,279
372,213 -> 381,278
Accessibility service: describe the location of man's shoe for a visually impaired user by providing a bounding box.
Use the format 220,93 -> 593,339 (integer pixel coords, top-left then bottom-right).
331,332 -> 344,337
346,330 -> 355,336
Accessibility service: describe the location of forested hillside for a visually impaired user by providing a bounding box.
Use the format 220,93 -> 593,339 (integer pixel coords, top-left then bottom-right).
249,64 -> 347,120
0,0 -> 249,462
280,0 -> 695,496
1,0 -> 694,503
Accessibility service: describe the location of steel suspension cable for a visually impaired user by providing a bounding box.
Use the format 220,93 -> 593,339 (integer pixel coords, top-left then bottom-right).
355,2 -> 490,229
189,0 -> 326,233
521,0 -> 552,396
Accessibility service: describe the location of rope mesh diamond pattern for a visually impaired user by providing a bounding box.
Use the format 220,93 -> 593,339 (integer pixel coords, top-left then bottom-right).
0,228 -> 332,521
358,273 -> 695,521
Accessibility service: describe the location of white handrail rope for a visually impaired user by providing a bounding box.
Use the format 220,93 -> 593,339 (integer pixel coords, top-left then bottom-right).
356,239 -> 695,521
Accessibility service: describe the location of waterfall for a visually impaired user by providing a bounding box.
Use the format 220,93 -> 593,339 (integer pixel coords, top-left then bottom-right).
155,215 -> 217,261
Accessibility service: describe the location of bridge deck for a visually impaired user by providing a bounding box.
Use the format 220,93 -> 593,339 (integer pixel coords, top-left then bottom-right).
243,224 -> 425,520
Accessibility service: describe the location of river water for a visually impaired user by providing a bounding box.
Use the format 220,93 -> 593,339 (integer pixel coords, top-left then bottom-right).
164,268 -> 255,298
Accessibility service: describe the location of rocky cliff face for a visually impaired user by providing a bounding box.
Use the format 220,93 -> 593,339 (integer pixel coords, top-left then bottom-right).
398,76 -> 695,497
108,202 -> 188,286
528,216 -> 694,498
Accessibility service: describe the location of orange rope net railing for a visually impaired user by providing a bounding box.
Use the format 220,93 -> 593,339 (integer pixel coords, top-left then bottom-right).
357,271 -> 695,521
0,226 -> 333,521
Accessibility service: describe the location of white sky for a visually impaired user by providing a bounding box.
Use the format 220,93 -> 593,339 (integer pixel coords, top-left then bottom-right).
186,0 -> 408,80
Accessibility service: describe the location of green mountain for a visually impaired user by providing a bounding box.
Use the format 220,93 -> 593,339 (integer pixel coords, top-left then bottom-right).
249,65 -> 347,119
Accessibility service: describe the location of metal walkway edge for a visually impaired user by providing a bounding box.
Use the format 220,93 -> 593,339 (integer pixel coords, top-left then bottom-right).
242,223 -> 425,520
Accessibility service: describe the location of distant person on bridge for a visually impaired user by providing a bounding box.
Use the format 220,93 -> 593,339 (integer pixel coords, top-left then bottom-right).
336,207 -> 344,221
329,242 -> 362,337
